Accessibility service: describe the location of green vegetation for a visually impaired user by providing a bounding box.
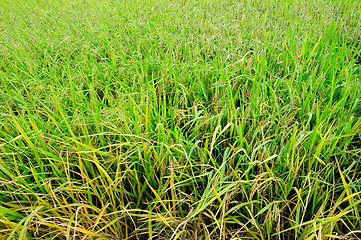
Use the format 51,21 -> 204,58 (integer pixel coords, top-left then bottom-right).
0,0 -> 361,239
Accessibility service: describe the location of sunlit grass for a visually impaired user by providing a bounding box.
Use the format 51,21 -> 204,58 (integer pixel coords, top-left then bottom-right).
0,0 -> 361,239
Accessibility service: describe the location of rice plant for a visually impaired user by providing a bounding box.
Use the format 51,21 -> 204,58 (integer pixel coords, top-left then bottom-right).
0,0 -> 361,239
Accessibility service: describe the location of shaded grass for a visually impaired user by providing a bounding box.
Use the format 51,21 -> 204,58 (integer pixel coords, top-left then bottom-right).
0,0 -> 361,239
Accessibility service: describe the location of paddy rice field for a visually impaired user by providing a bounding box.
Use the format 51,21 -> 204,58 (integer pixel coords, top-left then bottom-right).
0,0 -> 361,239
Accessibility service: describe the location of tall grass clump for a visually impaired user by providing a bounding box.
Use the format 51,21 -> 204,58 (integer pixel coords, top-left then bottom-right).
0,0 -> 361,239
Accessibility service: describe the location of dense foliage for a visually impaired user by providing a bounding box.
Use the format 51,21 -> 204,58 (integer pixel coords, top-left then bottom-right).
0,0 -> 361,239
